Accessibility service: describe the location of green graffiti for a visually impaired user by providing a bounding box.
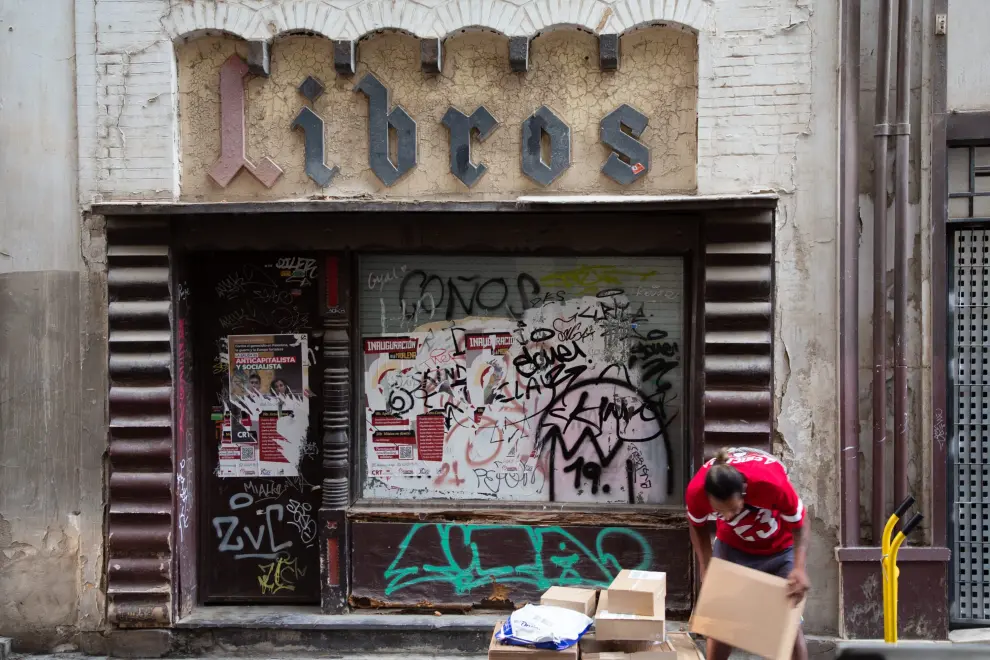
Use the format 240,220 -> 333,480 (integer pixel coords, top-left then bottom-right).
384,524 -> 653,596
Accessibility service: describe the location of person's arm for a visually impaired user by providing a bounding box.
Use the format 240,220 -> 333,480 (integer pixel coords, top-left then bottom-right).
792,520 -> 809,572
689,522 -> 714,581
685,475 -> 714,581
777,478 -> 810,605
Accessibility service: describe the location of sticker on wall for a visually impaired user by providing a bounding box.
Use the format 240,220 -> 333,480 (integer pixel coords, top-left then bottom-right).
218,333 -> 310,478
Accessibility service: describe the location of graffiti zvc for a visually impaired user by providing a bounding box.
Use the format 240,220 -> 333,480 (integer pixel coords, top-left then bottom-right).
382,523 -> 653,596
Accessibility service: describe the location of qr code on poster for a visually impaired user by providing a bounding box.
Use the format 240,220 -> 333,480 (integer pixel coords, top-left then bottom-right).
399,445 -> 414,460
240,446 -> 256,461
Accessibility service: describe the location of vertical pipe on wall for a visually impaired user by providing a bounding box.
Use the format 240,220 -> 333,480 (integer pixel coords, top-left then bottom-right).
893,0 -> 914,512
872,0 -> 896,544
840,0 -> 862,547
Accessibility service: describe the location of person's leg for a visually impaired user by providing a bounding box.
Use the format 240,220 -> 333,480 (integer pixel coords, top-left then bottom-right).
706,637 -> 733,660
791,626 -> 808,660
760,549 -> 809,660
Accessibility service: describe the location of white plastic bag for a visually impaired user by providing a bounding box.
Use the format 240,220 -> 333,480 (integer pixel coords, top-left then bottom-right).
496,604 -> 593,651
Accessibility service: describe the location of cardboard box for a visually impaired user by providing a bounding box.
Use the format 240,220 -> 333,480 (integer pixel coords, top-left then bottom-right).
594,593 -> 666,643
664,633 -> 704,659
487,623 -> 579,660
541,586 -> 598,617
580,634 -> 660,654
606,570 -> 667,617
581,633 -> 701,660
689,557 -> 805,660
582,644 -> 675,660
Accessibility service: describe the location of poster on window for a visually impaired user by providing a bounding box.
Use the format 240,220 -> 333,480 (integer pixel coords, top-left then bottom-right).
362,321 -> 553,500
217,334 -> 310,478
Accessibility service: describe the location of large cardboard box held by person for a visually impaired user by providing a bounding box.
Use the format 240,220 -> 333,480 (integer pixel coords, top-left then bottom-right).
581,633 -> 701,660
487,623 -> 579,660
540,586 -> 598,617
689,557 -> 806,660
606,570 -> 667,617
594,592 -> 666,643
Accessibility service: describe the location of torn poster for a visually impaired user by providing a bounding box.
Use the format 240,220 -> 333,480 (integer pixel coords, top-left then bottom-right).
362,299 -> 676,503
217,334 -> 310,478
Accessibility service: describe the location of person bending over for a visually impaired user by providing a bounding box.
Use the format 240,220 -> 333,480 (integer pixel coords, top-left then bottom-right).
686,448 -> 809,660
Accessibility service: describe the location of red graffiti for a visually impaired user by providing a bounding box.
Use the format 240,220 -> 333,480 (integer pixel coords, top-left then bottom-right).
326,255 -> 340,309
463,415 -> 505,467
434,461 -> 466,486
327,538 -> 339,586
430,348 -> 453,366
177,318 -> 186,454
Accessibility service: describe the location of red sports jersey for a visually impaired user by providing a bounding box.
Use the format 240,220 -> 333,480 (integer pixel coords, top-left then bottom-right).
686,449 -> 805,555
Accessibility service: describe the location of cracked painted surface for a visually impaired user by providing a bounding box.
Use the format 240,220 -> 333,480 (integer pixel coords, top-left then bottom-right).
1,0 -> 108,649
176,29 -> 698,201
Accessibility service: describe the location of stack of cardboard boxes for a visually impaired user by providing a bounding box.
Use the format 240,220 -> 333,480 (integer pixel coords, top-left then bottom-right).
487,571 -> 702,660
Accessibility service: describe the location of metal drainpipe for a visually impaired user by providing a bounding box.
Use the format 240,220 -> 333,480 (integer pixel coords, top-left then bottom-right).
893,0 -> 913,513
872,0 -> 896,545
840,0 -> 862,548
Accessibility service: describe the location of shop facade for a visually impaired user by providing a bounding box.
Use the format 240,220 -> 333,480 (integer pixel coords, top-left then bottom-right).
101,12 -> 782,624
0,0 -> 963,651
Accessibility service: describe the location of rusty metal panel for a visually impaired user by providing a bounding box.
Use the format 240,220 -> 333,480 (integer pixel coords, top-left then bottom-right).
106,218 -> 175,627
840,557 -> 948,639
702,212 -> 774,456
349,521 -> 691,617
173,251 -> 198,619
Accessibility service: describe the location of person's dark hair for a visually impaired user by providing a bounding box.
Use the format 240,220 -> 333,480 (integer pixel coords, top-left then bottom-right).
704,449 -> 746,501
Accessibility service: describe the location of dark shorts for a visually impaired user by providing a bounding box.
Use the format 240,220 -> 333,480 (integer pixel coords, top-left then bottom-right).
713,540 -> 795,579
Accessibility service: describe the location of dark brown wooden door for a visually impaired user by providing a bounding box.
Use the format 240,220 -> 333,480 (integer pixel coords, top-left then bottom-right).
195,252 -> 323,603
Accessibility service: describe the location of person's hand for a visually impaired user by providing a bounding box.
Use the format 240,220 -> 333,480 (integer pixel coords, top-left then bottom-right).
786,567 -> 810,606
697,557 -> 710,583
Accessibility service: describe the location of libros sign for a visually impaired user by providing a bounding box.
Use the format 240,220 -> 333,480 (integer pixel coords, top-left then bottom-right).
210,55 -> 652,191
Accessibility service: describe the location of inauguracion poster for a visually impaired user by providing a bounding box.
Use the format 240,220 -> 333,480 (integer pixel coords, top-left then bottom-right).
217,334 -> 310,478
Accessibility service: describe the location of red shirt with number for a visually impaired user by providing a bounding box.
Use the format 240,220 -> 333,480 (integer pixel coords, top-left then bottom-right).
685,449 -> 805,556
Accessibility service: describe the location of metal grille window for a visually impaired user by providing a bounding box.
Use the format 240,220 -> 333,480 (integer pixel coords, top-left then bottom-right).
358,255 -> 686,505
947,144 -> 990,622
949,146 -> 990,220
951,224 -> 990,622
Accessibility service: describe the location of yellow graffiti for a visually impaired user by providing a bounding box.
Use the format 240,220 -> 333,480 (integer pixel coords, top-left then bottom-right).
541,265 -> 657,295
258,556 -> 307,595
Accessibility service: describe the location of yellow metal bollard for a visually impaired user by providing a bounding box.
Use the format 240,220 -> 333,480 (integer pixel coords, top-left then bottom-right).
880,496 -> 923,644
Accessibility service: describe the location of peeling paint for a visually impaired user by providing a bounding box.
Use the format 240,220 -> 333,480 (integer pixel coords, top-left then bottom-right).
177,29 -> 698,201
